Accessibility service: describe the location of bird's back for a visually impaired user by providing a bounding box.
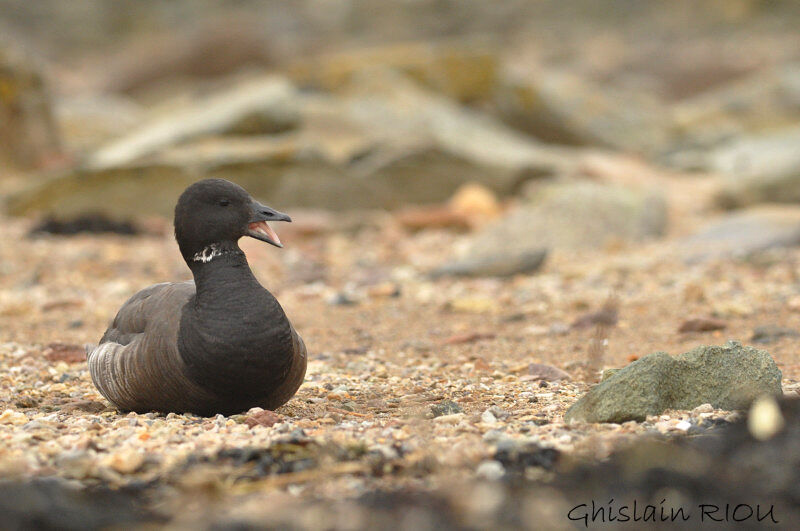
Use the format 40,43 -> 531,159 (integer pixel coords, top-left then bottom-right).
88,281 -> 217,413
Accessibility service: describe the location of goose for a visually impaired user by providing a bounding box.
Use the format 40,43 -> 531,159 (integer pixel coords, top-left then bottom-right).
87,178 -> 307,416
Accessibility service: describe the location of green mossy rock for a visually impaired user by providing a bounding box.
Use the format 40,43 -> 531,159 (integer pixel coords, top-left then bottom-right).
565,341 -> 782,424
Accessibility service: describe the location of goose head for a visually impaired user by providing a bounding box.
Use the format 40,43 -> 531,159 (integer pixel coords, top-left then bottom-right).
174,178 -> 291,263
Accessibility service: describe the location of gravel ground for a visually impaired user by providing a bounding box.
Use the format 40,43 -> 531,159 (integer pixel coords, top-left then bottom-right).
2,181 -> 800,528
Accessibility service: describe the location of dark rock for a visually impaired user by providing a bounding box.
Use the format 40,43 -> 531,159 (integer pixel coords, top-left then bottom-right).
752,325 -> 800,344
558,397 -> 800,526
30,215 -> 140,236
59,400 -> 107,414
565,340 -> 783,423
430,400 -> 463,418
678,317 -> 727,333
680,206 -> 800,262
212,442 -> 318,477
0,477 -> 160,530
442,332 -> 496,345
340,401 -> 358,412
430,249 -> 547,278
494,441 -> 560,475
572,306 -> 619,330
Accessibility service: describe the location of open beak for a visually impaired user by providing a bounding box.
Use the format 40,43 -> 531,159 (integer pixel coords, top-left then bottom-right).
247,201 -> 292,248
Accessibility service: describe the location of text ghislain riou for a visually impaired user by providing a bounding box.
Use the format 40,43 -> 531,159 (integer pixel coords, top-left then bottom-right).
568,499 -> 779,527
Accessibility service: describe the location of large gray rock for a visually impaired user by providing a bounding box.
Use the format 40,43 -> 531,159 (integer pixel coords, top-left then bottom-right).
493,69 -> 673,155
680,205 -> 800,262
565,340 -> 783,424
672,63 -> 800,147
472,180 -> 665,250
431,181 -> 666,277
86,76 -> 300,169
54,93 -> 144,155
429,249 -> 547,278
711,127 -> 800,209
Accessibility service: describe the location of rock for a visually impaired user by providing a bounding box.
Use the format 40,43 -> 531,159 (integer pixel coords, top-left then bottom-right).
481,410 -> 498,425
56,451 -> 96,479
87,76 -> 300,169
0,409 -> 28,425
600,368 -> 620,382
0,41 -> 62,170
396,182 -> 500,232
442,332 -> 495,345
439,181 -> 666,275
565,340 -> 783,423
59,400 -> 107,414
678,317 -> 727,333
445,297 -> 499,314
338,69 -> 575,199
430,400 -> 463,418
448,183 -> 501,221
752,325 -> 800,344
670,63 -> 800,160
711,127 -> 800,209
571,305 -> 619,330
430,249 -> 547,278
31,215 -> 140,236
105,450 -> 145,474
288,41 -> 500,105
493,441 -> 560,473
43,343 -> 87,364
54,93 -> 143,154
100,21 -> 275,95
245,409 -> 281,428
8,72 -> 575,217
0,478 -> 158,529
5,136 -> 346,218
475,460 -> 505,481
526,363 -> 570,382
494,68 -> 672,155
395,205 -> 472,232
680,206 -> 800,262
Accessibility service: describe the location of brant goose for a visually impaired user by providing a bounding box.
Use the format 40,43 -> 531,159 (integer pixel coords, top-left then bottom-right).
87,178 -> 307,416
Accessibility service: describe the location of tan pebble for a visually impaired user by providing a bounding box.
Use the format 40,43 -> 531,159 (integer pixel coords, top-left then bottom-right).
447,298 -> 498,314
692,403 -> 714,414
0,409 -> 28,425
433,413 -> 464,425
105,450 -> 145,474
449,183 -> 500,221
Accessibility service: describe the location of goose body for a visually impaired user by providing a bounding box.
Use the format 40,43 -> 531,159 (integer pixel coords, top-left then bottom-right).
87,179 -> 307,416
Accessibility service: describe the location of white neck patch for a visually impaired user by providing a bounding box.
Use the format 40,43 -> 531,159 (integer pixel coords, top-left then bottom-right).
192,244 -> 223,263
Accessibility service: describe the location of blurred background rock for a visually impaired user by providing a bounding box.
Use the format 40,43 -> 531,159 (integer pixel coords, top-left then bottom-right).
2,0 -> 800,219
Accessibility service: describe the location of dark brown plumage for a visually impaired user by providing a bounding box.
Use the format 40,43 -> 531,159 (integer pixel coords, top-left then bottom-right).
87,179 -> 307,416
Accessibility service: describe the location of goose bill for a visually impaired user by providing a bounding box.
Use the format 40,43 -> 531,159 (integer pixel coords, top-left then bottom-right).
247,221 -> 282,247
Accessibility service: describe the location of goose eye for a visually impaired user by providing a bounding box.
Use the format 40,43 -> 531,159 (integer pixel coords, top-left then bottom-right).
219,199 -> 230,207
